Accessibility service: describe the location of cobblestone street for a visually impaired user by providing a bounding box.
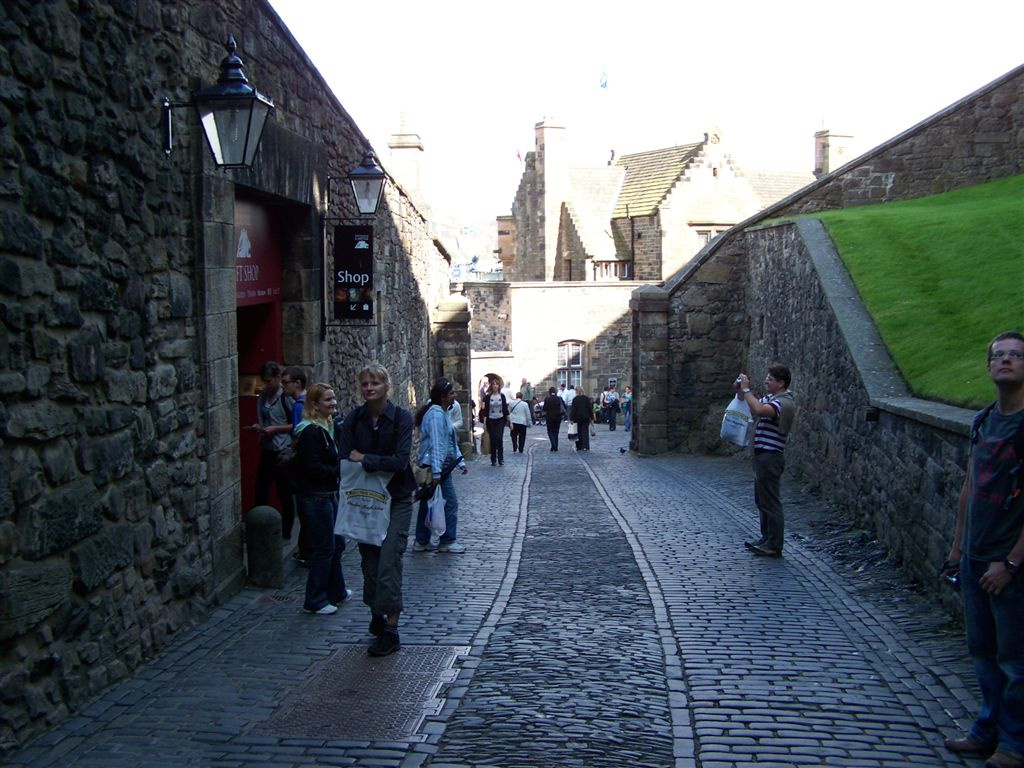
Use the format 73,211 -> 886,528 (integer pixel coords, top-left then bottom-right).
8,425 -> 984,768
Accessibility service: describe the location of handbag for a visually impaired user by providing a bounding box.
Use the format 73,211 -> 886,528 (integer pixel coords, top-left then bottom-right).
425,484 -> 446,537
335,460 -> 393,546
590,423 -> 596,437
567,421 -> 579,438
720,396 -> 753,446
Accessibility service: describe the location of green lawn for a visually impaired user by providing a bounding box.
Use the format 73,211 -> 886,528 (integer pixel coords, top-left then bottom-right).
812,174 -> 1024,409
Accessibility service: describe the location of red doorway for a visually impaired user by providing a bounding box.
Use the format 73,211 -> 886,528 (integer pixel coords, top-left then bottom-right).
235,198 -> 283,519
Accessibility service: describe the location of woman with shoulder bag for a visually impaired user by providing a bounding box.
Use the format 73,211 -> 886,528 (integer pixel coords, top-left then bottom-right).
478,378 -> 510,466
337,363 -> 417,656
294,383 -> 351,616
415,378 -> 469,553
508,391 -> 531,453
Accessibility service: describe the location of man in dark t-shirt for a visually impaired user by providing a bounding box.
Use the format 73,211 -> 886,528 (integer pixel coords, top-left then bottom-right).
942,331 -> 1024,768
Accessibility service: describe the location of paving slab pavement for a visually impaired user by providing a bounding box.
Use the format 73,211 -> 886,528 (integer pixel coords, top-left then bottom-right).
7,424 -> 985,767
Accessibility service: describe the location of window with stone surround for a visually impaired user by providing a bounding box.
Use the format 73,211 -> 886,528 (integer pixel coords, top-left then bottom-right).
557,340 -> 584,388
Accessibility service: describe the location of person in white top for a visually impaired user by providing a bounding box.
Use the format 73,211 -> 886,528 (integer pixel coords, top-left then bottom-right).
562,385 -> 576,421
507,391 -> 532,453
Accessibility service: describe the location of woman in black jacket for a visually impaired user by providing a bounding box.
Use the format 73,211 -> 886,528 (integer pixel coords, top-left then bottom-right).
294,382 -> 350,615
337,363 -> 417,656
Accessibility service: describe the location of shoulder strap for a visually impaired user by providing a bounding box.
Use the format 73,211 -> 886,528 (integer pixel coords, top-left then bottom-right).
970,403 -> 995,446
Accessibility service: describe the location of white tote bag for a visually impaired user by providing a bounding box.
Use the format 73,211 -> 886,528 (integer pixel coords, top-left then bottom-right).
720,396 -> 754,447
335,460 -> 393,546
425,484 -> 447,538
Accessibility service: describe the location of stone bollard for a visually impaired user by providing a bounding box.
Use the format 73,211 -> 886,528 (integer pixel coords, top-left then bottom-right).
246,505 -> 283,588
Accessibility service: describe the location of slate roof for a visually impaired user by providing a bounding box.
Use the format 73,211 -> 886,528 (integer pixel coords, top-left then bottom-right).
563,166 -> 625,261
611,143 -> 702,218
742,170 -> 817,209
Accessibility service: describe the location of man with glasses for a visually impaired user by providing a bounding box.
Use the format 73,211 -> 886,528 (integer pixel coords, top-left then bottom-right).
942,331 -> 1024,768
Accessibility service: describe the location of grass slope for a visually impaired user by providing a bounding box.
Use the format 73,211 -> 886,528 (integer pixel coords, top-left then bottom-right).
814,174 -> 1024,409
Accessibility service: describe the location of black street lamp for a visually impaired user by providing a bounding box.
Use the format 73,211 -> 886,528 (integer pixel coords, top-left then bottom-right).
347,151 -> 386,216
163,35 -> 274,169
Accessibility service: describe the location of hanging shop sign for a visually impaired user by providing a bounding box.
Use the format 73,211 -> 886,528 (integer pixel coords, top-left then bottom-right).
333,225 -> 374,321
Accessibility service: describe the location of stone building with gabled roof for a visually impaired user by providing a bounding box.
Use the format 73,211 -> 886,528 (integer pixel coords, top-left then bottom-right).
465,120 -> 816,404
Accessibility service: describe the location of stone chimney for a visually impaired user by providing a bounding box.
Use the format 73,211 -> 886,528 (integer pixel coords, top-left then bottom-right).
535,118 -> 567,281
814,130 -> 855,178
388,114 -> 428,212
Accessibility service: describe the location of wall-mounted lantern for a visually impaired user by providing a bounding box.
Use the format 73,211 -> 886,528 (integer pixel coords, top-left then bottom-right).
347,152 -> 386,216
163,35 -> 274,169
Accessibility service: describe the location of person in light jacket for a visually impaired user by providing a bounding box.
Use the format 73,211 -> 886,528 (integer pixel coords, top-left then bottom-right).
508,391 -> 531,453
413,378 -> 468,553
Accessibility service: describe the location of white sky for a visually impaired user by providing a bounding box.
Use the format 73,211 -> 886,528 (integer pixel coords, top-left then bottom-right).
268,0 -> 1022,225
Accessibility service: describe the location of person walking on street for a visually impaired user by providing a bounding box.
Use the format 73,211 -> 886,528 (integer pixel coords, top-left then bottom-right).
282,366 -> 313,565
570,389 -> 594,451
543,387 -> 565,451
605,384 -> 620,430
478,378 -> 509,466
941,331 -> 1024,768
508,392 -> 531,453
734,365 -> 797,557
414,378 -> 469,554
520,378 -> 535,421
337,363 -> 417,656
294,383 -> 351,615
622,385 -> 633,432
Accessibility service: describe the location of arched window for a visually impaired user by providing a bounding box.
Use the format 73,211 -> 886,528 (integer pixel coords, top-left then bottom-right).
557,340 -> 584,388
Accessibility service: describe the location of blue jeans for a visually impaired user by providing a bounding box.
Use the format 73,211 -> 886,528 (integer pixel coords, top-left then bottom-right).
415,458 -> 459,545
623,405 -> 631,431
299,493 -> 346,611
961,555 -> 1024,755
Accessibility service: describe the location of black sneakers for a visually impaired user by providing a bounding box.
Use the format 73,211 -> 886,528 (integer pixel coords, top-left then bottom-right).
368,629 -> 400,656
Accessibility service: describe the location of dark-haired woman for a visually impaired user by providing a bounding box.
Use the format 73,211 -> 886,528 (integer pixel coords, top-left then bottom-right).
413,378 -> 468,554
478,378 -> 509,466
337,363 -> 417,657
294,383 -> 350,615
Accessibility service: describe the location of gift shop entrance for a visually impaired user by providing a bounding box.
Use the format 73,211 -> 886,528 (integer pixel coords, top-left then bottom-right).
235,197 -> 285,518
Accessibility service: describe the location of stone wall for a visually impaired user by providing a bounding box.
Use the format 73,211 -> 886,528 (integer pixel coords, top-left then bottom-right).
772,64 -> 1024,215
744,222 -> 969,589
611,215 -> 661,280
633,63 -> 1024,606
0,0 -> 453,752
462,281 -> 511,353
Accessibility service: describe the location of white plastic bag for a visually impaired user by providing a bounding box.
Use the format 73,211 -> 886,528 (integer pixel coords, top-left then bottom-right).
720,396 -> 753,447
335,461 -> 393,545
426,484 -> 446,538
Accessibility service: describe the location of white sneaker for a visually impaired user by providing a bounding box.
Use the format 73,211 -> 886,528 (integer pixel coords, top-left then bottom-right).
437,542 -> 466,554
304,604 -> 338,615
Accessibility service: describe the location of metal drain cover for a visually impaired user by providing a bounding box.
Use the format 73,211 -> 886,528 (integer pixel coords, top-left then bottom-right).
265,644 -> 466,741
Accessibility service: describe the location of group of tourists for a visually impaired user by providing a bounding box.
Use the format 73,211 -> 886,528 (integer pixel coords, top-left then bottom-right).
470,376 -> 634,458
733,330 -> 1024,768
250,362 -> 467,658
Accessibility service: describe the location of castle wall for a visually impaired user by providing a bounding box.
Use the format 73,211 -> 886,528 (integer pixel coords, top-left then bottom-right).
0,0 -> 450,750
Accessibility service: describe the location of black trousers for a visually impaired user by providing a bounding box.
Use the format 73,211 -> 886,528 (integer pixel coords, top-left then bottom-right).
546,419 -> 560,450
486,418 -> 505,463
510,424 -> 527,452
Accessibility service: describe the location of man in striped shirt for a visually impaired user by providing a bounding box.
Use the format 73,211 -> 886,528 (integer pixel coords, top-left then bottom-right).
734,364 -> 797,557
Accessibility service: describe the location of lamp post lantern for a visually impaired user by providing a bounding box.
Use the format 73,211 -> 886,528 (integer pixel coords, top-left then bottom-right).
347,151 -> 386,216
163,35 -> 274,169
